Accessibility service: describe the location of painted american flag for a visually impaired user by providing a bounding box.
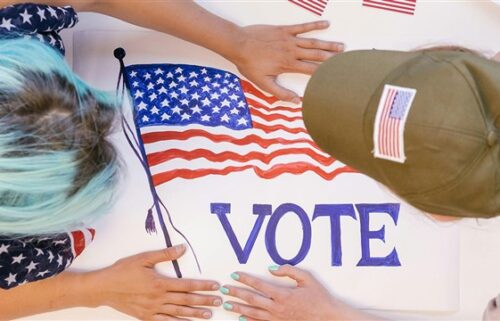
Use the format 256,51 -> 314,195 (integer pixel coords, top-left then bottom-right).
373,85 -> 416,163
362,0 -> 417,15
288,0 -> 329,16
124,64 -> 354,187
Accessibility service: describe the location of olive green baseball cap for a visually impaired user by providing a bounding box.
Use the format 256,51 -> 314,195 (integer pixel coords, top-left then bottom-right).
303,49 -> 500,218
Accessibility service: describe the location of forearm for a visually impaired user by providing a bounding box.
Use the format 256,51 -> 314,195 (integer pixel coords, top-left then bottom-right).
0,271 -> 101,320
91,0 -> 244,62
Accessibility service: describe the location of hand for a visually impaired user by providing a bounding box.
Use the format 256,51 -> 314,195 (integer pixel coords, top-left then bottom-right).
230,21 -> 344,103
219,264 -> 367,321
483,294 -> 500,321
91,244 -> 222,321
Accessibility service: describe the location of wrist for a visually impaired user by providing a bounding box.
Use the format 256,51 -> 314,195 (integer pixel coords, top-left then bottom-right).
55,270 -> 108,308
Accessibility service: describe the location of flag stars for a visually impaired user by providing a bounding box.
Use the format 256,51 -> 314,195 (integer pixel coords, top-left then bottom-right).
48,251 -> 54,263
12,254 -> 26,264
149,92 -> 157,101
37,270 -> 49,278
180,98 -> 189,106
171,106 -> 182,114
151,106 -> 159,114
237,117 -> 249,126
144,73 -> 152,80
154,68 -> 164,75
215,74 -> 222,79
228,83 -> 236,89
201,68 -> 207,74
238,101 -> 246,108
47,6 -> 58,18
157,78 -> 165,85
179,86 -> 189,94
158,86 -> 167,95
210,92 -> 220,100
230,108 -> 239,115
181,113 -> 191,121
26,261 -> 38,273
201,97 -> 211,107
0,244 -> 9,255
0,18 -> 15,31
189,71 -> 198,78
169,92 -> 179,99
191,105 -> 202,114
5,273 -> 16,286
138,102 -> 148,110
212,106 -> 221,113
201,114 -> 210,122
134,90 -> 144,99
221,99 -> 231,108
35,248 -> 44,256
132,81 -> 139,87
221,114 -> 230,123
166,72 -> 174,78
175,67 -> 183,74
160,99 -> 170,107
129,71 -> 138,78
229,93 -> 239,100
37,7 -> 46,21
220,88 -> 229,94
161,113 -> 170,121
191,92 -> 200,100
212,82 -> 220,88
57,255 -> 63,267
169,81 -> 178,89
177,75 -> 186,82
147,83 -> 155,90
19,9 -> 33,24
201,85 -> 210,93
142,115 -> 150,122
189,80 -> 199,87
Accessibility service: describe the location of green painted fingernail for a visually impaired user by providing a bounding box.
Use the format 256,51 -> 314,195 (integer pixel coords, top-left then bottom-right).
220,286 -> 229,295
268,265 -> 280,271
223,302 -> 233,311
230,272 -> 240,280
239,316 -> 248,321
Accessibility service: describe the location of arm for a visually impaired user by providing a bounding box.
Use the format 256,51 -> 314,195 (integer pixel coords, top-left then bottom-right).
0,0 -> 344,102
220,265 -> 385,321
0,244 -> 222,320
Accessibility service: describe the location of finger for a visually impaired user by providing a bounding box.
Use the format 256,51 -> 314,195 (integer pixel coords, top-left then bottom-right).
268,264 -> 313,285
285,20 -> 330,35
284,60 -> 319,75
140,244 -> 186,267
164,292 -> 222,306
160,304 -> 213,320
230,271 -> 285,298
220,285 -> 274,311
164,277 -> 220,292
296,37 -> 345,52
294,48 -> 336,63
223,301 -> 272,320
254,77 -> 300,103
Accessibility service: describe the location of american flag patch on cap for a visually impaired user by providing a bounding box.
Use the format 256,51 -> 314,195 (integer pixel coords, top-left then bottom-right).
373,85 -> 416,163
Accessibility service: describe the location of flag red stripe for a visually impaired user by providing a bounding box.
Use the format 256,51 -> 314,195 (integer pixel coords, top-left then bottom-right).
153,162 -> 356,185
289,0 -> 326,12
141,129 -> 318,149
246,97 -> 302,113
147,147 -> 335,167
250,106 -> 303,122
379,89 -> 394,155
70,231 -> 86,257
364,0 -> 416,10
288,0 -> 325,15
362,2 -> 415,14
240,81 -> 278,104
252,121 -> 308,135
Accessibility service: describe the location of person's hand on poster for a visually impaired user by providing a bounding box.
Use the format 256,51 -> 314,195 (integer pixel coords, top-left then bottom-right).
229,21 -> 344,103
92,244 -> 222,320
219,264 -> 381,321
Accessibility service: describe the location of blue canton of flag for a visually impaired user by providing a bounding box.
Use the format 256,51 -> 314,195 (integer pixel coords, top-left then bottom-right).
389,91 -> 413,119
127,64 -> 252,130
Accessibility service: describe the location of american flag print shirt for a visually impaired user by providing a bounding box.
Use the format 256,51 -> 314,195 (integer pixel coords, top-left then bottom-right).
0,3 -> 79,55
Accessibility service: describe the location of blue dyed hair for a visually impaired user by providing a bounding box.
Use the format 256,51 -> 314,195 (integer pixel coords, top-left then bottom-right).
0,38 -> 119,236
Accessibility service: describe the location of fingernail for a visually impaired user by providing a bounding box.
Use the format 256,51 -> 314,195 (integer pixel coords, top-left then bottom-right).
174,244 -> 185,253
268,265 -> 280,271
213,298 -> 222,306
212,283 -> 220,290
291,97 -> 301,104
239,316 -> 248,321
202,311 -> 212,319
338,43 -> 345,51
219,286 -> 230,295
223,302 -> 233,311
230,272 -> 240,281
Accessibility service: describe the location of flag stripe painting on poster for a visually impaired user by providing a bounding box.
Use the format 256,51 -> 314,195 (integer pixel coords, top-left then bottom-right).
125,64 -> 355,187
362,0 -> 417,15
288,0 -> 329,16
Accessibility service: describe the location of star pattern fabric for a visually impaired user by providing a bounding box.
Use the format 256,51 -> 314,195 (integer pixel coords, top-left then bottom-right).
0,3 -> 79,54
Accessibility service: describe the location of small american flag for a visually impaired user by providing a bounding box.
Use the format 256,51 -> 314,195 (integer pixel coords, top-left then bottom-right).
288,0 -> 329,16
373,85 -> 416,163
362,0 -> 417,15
125,64 -> 354,187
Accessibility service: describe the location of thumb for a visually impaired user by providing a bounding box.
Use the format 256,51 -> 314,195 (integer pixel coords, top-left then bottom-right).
268,264 -> 313,285
140,244 -> 186,267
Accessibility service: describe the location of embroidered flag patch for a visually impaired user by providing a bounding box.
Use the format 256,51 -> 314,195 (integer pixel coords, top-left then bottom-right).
373,85 -> 416,163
